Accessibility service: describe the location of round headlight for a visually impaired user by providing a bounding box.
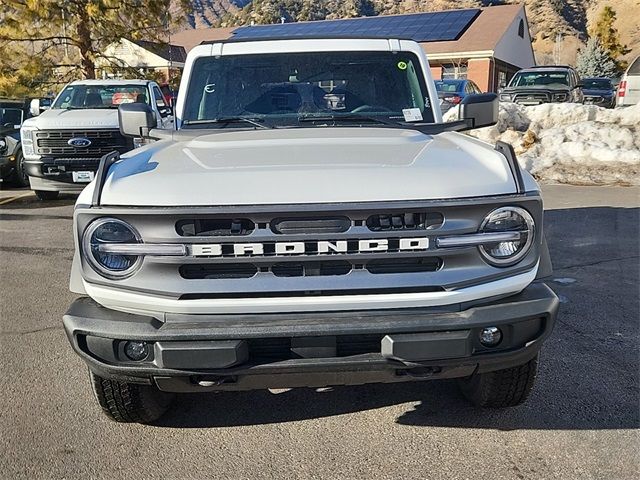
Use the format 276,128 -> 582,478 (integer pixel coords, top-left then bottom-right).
478,207 -> 535,266
0,138 -> 7,151
82,218 -> 142,278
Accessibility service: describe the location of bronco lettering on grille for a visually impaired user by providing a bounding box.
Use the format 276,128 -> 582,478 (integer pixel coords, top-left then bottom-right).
190,238 -> 429,257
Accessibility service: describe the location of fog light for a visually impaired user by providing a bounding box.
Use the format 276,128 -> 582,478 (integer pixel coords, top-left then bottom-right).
479,327 -> 502,347
124,341 -> 149,361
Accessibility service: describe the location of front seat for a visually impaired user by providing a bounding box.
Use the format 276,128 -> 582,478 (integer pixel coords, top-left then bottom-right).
84,93 -> 104,107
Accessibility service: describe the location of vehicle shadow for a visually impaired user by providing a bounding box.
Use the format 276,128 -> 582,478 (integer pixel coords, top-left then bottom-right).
153,206 -> 639,431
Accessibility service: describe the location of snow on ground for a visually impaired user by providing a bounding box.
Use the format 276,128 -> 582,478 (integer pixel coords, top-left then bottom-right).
444,102 -> 640,185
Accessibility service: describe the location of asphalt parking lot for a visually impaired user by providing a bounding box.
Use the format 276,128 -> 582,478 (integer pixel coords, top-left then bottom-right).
0,184 -> 638,479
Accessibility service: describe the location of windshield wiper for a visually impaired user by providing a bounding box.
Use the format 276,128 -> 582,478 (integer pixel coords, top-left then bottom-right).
298,114 -> 400,127
183,117 -> 271,129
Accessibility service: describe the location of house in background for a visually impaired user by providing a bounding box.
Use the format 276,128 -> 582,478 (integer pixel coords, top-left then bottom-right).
171,4 -> 534,93
423,4 -> 535,91
96,38 -> 187,83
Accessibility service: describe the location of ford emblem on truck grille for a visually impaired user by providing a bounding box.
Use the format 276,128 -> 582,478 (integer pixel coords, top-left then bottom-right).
68,137 -> 92,147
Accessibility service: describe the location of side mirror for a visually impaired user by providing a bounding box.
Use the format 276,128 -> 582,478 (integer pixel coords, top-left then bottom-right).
29,99 -> 41,117
158,105 -> 173,118
459,93 -> 498,129
118,103 -> 157,137
39,98 -> 52,111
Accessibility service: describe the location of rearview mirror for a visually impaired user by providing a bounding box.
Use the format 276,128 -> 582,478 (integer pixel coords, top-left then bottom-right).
29,99 -> 41,117
458,93 -> 498,130
118,103 -> 157,138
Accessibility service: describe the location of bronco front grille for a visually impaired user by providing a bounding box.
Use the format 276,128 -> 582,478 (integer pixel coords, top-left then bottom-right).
76,196 -> 543,301
35,129 -> 131,157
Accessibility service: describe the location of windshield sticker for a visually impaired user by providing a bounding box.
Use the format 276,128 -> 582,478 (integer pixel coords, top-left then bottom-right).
397,61 -> 408,71
402,108 -> 423,122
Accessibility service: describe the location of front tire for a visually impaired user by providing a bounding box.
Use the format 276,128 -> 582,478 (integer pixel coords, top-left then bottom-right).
34,189 -> 59,201
89,370 -> 174,423
458,355 -> 538,408
13,150 -> 30,187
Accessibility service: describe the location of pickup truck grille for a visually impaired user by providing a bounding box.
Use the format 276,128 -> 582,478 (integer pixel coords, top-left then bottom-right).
513,92 -> 549,103
35,129 -> 131,157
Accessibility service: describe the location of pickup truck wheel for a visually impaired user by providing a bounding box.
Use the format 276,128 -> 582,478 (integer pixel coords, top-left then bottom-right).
34,190 -> 59,201
89,370 -> 174,423
457,355 -> 538,408
13,150 -> 30,187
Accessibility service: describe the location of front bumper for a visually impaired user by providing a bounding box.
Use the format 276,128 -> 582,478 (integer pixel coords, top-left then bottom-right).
25,157 -> 99,187
0,154 -> 16,180
63,283 -> 559,392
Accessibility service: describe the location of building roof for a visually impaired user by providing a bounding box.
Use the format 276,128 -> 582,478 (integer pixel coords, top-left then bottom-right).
422,4 -> 524,55
172,4 -> 528,59
170,27 -> 237,52
130,39 -> 187,63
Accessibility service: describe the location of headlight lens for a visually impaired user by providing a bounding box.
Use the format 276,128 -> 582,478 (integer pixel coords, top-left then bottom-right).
20,126 -> 38,157
552,92 -> 568,102
0,138 -> 6,152
478,207 -> 535,266
499,93 -> 511,102
82,218 -> 142,278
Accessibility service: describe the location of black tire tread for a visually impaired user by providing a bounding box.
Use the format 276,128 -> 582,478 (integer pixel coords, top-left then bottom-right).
458,356 -> 538,408
34,190 -> 59,201
90,371 -> 173,423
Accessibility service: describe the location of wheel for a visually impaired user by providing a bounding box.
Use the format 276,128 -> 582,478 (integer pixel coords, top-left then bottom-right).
12,150 -> 30,187
89,370 -> 174,423
34,190 -> 59,201
458,355 -> 538,408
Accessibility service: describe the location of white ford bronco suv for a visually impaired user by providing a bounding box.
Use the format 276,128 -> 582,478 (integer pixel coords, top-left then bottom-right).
20,79 -> 173,200
63,37 -> 558,423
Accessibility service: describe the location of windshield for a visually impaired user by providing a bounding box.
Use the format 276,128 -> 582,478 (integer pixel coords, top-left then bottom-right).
582,79 -> 612,90
434,80 -> 464,93
509,71 -> 569,88
52,84 -> 150,109
182,51 -> 434,127
0,107 -> 23,128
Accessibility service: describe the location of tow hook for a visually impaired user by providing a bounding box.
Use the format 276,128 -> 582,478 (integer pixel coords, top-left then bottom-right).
194,375 -> 235,387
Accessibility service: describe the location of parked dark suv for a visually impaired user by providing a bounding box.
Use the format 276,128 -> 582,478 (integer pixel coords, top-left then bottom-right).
499,66 -> 583,106
0,98 -> 32,187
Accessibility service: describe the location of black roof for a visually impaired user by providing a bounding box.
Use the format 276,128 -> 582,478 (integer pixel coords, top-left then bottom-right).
222,9 -> 481,43
130,40 -> 187,63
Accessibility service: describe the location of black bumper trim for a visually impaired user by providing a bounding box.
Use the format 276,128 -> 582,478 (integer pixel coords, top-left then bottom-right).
63,283 -> 558,389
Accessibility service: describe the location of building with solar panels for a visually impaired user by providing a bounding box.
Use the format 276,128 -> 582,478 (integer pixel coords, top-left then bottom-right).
172,4 -> 535,93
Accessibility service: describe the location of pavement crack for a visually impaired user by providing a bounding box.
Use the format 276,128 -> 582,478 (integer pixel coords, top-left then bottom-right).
554,255 -> 640,271
0,325 -> 60,336
0,245 -> 74,257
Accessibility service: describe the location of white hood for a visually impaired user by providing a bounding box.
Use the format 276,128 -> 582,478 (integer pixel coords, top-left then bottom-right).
98,127 -> 518,206
27,108 -> 119,129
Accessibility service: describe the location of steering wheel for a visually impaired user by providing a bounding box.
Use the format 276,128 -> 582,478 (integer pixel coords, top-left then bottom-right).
351,105 -> 393,113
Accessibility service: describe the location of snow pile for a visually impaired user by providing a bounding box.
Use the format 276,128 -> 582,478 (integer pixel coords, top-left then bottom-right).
445,102 -> 640,185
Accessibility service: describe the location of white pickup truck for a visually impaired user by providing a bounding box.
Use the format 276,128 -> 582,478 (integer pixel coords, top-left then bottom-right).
63,38 -> 558,423
20,79 -> 173,200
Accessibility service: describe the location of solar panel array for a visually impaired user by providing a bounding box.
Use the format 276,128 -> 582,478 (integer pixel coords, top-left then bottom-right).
229,9 -> 481,43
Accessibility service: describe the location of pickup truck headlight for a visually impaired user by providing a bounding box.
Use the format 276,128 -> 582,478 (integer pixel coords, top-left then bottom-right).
499,93 -> 511,102
552,92 -> 568,102
0,138 -> 6,153
20,125 -> 38,158
478,207 -> 535,266
82,218 -> 142,279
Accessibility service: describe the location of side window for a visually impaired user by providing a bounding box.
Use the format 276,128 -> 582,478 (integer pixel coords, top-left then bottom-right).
152,86 -> 171,117
153,86 -> 167,108
472,82 -> 481,93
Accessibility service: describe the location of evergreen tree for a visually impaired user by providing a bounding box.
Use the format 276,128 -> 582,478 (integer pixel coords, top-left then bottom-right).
0,0 -> 191,86
589,6 -> 631,71
575,37 -> 617,78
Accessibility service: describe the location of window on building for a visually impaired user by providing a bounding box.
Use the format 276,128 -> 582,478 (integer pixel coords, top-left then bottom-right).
518,19 -> 525,38
441,63 -> 468,80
